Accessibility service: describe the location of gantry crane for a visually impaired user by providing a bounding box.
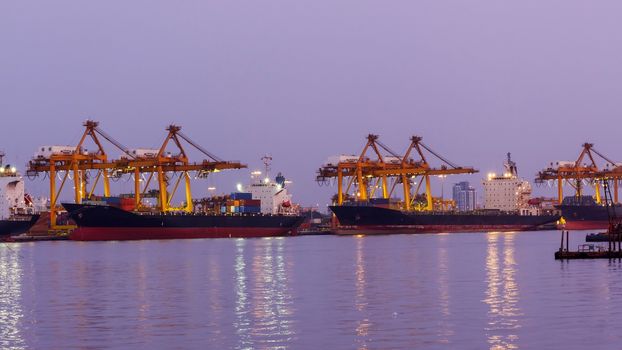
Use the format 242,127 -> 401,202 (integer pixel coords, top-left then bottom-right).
535,142 -> 619,204
28,121 -> 246,230
595,165 -> 622,204
27,120 -> 134,229
317,134 -> 478,211
117,124 -> 246,212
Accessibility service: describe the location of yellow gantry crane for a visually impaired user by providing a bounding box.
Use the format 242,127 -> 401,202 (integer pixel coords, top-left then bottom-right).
27,121 -> 131,229
28,121 -> 246,230
316,134 -> 478,211
120,124 -> 246,213
535,142 -> 620,204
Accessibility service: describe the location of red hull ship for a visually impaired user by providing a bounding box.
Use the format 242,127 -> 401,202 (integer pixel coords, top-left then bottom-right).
64,203 -> 305,241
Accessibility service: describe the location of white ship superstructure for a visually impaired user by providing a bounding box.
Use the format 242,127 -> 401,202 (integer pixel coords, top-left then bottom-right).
0,166 -> 25,220
245,171 -> 294,215
243,156 -> 296,215
482,153 -> 533,213
0,152 -> 41,220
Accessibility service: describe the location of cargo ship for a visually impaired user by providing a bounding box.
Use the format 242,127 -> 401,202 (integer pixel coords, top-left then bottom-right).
63,167 -> 304,241
557,195 -> 622,230
0,152 -> 40,237
330,204 -> 559,234
329,154 -> 560,234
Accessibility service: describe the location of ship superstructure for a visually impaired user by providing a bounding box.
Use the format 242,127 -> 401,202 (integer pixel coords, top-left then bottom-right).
0,151 -> 40,236
482,153 -> 539,215
244,156 -> 296,215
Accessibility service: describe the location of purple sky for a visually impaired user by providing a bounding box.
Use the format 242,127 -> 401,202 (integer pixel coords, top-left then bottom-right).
2,1 -> 622,208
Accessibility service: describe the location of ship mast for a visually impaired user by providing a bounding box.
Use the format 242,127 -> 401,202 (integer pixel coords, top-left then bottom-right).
504,152 -> 518,178
261,155 -> 272,181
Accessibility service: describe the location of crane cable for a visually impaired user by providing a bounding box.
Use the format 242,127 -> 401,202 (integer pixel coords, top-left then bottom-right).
177,131 -> 223,162
94,127 -> 135,159
419,142 -> 458,169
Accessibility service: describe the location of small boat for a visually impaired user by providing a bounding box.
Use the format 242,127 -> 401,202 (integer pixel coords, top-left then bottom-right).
585,232 -> 616,242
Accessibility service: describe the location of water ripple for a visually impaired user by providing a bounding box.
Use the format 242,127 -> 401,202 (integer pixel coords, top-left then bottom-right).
1,232 -> 622,348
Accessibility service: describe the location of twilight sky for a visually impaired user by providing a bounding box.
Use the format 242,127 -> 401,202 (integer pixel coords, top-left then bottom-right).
2,1 -> 622,208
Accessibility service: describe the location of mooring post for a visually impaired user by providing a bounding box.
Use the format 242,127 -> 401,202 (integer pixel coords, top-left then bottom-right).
609,233 -> 613,252
560,230 -> 564,252
566,230 -> 569,252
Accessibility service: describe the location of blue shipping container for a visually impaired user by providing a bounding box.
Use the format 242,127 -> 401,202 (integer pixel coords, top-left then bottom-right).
231,192 -> 252,200
369,198 -> 390,204
104,196 -> 122,204
243,206 -> 261,213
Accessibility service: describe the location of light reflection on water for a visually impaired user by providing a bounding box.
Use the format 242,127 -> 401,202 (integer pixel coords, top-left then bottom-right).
234,239 -> 251,349
0,245 -> 25,350
354,235 -> 370,350
3,231 -> 622,349
484,233 -> 522,350
436,236 -> 453,344
234,237 -> 296,350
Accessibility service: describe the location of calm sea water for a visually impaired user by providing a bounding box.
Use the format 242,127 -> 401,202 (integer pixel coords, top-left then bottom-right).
1,231 -> 622,349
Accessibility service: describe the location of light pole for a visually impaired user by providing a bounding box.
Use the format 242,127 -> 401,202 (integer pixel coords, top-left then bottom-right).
438,175 -> 447,210
438,175 -> 447,199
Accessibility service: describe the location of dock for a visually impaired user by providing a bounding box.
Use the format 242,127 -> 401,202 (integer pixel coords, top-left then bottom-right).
555,250 -> 622,259
555,230 -> 622,260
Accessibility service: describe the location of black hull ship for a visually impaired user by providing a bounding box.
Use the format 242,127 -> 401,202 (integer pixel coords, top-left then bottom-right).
330,205 -> 559,234
63,203 -> 305,241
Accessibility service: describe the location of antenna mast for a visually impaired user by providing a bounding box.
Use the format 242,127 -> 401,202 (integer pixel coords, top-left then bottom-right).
261,155 -> 272,179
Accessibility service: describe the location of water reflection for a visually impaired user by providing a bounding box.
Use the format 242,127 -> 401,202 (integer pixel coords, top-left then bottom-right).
437,237 -> 454,343
484,233 -> 522,350
354,236 -> 370,350
250,238 -> 295,348
234,239 -> 252,350
234,238 -> 296,350
0,244 -> 25,350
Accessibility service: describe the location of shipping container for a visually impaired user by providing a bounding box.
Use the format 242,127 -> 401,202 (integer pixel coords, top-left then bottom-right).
120,197 -> 136,211
369,198 -> 390,204
240,199 -> 261,206
103,196 -> 122,204
231,192 -> 252,200
242,206 -> 260,213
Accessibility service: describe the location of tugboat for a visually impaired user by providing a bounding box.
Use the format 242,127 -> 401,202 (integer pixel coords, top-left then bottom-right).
0,152 -> 40,237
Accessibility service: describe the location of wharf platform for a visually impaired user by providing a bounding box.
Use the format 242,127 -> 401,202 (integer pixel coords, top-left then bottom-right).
555,230 -> 622,260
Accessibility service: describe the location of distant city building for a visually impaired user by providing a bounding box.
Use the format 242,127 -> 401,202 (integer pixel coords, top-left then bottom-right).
452,181 -> 476,211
